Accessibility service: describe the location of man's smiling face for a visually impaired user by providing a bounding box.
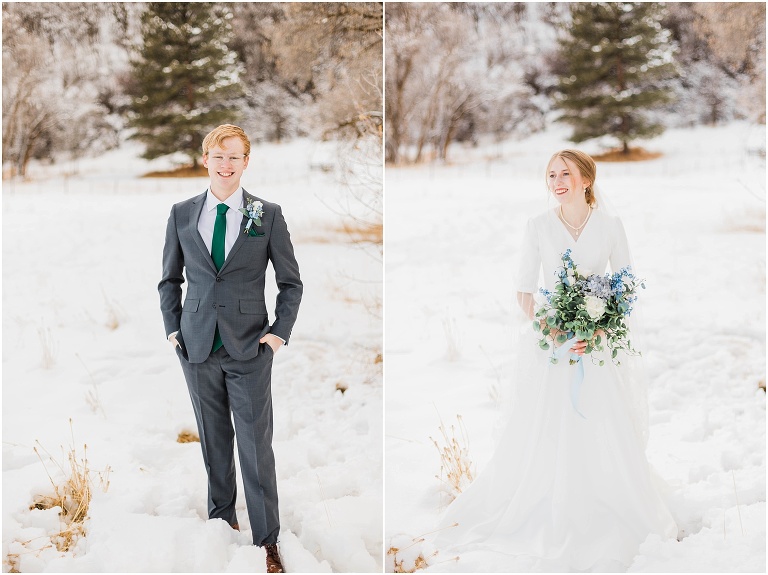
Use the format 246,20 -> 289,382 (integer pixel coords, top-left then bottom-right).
203,136 -> 250,190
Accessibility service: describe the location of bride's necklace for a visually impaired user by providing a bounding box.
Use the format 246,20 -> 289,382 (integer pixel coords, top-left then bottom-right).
559,205 -> 592,236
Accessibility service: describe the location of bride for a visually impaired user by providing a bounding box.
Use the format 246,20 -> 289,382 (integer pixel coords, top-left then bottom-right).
430,150 -> 678,572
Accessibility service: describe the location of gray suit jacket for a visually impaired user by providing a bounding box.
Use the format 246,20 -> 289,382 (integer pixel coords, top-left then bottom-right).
158,190 -> 302,364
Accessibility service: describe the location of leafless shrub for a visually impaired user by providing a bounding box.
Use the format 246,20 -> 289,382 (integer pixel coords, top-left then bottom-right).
31,421 -> 111,552
335,103 -> 383,262
4,552 -> 20,573
387,537 -> 434,573
387,531 -> 458,573
430,413 -> 474,506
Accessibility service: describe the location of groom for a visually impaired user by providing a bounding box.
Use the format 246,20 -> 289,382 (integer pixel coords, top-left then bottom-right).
158,124 -> 302,573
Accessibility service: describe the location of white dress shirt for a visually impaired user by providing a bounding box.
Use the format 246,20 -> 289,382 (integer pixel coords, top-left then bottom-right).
197,187 -> 245,258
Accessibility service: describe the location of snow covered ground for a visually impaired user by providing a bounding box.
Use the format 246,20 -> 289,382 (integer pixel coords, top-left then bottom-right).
3,139 -> 382,572
385,122 -> 766,572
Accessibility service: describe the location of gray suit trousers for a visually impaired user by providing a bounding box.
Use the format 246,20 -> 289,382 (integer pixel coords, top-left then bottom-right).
177,341 -> 278,546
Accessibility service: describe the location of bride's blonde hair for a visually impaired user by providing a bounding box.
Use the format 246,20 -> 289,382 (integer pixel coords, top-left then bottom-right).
546,149 -> 598,207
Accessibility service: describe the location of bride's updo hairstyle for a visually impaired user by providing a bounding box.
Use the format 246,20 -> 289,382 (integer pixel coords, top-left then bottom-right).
546,149 -> 598,208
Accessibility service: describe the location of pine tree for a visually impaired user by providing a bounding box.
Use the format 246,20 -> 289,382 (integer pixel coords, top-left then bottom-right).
555,2 -> 677,154
126,3 -> 243,167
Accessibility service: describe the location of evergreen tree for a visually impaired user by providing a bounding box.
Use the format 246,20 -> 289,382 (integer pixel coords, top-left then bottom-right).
555,2 -> 677,154
126,3 -> 243,166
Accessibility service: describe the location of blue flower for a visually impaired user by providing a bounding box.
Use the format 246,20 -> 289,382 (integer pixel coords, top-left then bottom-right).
239,199 -> 264,233
584,275 -> 613,299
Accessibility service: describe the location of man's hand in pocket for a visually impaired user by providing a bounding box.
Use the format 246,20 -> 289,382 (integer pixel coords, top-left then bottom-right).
169,332 -> 181,349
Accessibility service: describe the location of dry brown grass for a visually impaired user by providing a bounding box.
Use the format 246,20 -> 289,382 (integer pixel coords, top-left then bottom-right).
729,222 -> 767,233
76,354 -> 106,417
325,273 -> 382,321
31,422 -> 111,553
345,343 -> 384,388
592,147 -> 663,162
297,221 -> 382,248
37,324 -> 57,369
337,221 -> 383,245
142,165 -> 208,178
177,430 -> 200,443
442,317 -> 460,361
335,381 -> 349,394
103,292 -> 125,331
390,551 -> 430,573
387,539 -> 433,573
3,166 -> 19,180
4,552 -> 20,573
430,414 -> 474,505
387,531 -> 458,572
722,206 -> 766,234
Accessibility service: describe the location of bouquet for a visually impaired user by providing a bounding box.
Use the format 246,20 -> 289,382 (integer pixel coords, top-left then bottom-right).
534,249 -> 645,366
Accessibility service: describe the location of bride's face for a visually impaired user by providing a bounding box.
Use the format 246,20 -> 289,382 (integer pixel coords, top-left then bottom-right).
547,157 -> 590,206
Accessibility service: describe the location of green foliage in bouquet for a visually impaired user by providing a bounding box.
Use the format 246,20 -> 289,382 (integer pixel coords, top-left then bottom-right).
533,249 -> 645,366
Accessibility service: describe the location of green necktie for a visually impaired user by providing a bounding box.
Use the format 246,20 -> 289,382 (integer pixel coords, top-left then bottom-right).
211,203 -> 229,352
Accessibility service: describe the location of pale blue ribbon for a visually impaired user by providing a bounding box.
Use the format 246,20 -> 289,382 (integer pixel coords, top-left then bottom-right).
554,336 -> 586,419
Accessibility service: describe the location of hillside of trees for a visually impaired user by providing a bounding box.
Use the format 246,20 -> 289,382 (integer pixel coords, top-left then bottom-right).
2,2 -> 383,177
3,2 -> 763,173
385,2 -> 765,163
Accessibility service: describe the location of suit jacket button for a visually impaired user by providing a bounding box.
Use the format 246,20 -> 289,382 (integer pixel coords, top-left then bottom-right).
212,304 -> 217,309
216,277 -> 222,282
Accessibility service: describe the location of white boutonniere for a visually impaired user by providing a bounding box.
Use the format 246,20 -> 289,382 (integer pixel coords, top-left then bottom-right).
239,199 -> 265,236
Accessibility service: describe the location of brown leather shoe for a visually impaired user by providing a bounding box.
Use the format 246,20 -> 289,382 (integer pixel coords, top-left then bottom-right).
265,543 -> 284,573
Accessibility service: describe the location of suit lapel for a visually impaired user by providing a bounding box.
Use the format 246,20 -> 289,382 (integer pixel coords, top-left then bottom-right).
189,191 -> 219,274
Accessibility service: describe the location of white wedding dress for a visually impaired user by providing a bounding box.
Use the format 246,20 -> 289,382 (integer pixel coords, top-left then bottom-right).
431,208 -> 678,572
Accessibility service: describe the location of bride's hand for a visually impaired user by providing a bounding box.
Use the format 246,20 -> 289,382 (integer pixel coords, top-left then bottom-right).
570,339 -> 588,355
571,329 -> 606,356
542,323 -> 571,349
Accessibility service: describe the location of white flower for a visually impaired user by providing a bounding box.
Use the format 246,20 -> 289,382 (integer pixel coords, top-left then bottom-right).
584,295 -> 607,320
248,200 -> 264,218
